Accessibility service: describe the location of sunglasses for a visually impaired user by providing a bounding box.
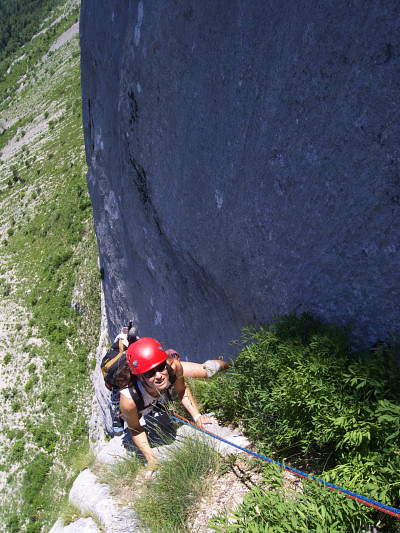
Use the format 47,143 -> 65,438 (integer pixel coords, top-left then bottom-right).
142,361 -> 167,379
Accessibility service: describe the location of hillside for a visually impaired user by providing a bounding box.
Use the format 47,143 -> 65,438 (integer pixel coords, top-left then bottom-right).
0,2 -> 101,531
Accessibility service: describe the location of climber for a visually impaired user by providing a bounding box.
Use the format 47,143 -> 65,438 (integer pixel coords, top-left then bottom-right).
113,326 -> 129,347
119,337 -> 217,478
113,322 -> 140,348
118,323 -> 230,378
104,324 -> 229,437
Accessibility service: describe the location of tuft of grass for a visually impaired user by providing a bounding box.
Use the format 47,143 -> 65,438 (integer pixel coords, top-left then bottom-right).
60,501 -> 105,532
69,444 -> 97,480
94,453 -> 144,507
134,434 -> 221,533
60,502 -> 85,526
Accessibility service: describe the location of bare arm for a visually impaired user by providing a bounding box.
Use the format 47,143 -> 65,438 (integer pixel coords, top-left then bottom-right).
119,393 -> 158,473
170,359 -> 215,428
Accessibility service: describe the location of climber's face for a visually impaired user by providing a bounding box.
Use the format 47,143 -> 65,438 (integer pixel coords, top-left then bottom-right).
141,360 -> 169,390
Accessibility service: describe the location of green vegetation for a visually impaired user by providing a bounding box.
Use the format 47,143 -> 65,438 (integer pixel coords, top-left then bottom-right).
0,0 -> 65,62
197,314 -> 400,532
1,3 -> 398,532
0,0 -> 80,107
5,514 -> 20,533
60,501 -> 104,531
0,3 -> 100,532
98,427 -> 221,533
96,452 -> 143,497
211,462 -> 370,533
22,454 -> 52,510
136,435 -> 220,532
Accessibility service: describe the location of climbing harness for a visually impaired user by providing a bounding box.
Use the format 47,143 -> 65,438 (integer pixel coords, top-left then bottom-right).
170,411 -> 400,520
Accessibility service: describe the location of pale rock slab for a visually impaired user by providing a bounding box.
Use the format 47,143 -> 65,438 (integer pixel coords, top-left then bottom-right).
49,517 -> 101,533
96,434 -> 131,465
68,469 -> 140,533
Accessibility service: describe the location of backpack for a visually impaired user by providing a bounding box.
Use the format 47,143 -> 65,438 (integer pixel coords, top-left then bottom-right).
100,340 -> 149,414
101,339 -> 129,391
101,341 -> 178,418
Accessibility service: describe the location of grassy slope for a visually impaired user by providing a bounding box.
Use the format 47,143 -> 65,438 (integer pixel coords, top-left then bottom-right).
0,2 -> 101,531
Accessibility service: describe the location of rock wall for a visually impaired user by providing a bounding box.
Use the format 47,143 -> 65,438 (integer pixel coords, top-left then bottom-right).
80,1 -> 400,360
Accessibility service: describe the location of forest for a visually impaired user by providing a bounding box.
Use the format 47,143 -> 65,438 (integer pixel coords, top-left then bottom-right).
0,0 -> 65,64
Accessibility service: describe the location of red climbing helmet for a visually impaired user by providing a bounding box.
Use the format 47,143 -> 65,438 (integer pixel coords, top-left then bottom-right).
126,337 -> 167,375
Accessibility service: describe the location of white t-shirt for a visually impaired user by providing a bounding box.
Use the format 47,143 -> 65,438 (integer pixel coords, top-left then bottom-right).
120,379 -> 172,416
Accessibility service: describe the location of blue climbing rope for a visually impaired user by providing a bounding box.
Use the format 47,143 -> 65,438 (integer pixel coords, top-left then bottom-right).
171,412 -> 400,519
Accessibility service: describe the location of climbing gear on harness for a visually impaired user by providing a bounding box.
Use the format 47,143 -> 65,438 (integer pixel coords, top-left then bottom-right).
124,378 -> 174,418
127,326 -> 139,345
112,407 -> 124,436
126,337 -> 167,375
110,387 -> 120,405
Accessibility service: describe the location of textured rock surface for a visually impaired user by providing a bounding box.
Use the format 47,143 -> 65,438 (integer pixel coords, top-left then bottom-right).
89,283 -> 114,440
80,1 -> 400,358
49,517 -> 101,533
49,421 -> 249,532
96,434 -> 130,465
68,469 -> 140,533
95,419 -> 249,464
171,420 -> 250,458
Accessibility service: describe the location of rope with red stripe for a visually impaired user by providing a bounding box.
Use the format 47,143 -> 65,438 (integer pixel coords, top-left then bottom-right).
171,411 -> 400,519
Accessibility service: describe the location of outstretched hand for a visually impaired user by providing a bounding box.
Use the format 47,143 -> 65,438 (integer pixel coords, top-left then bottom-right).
144,458 -> 159,480
195,415 -> 218,429
144,468 -> 154,480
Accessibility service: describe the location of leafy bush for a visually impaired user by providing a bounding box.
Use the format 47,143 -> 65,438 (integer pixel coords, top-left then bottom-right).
72,419 -> 87,441
43,248 -> 73,276
9,440 -> 25,463
210,463 -> 371,533
3,353 -> 11,364
200,314 -> 400,530
11,400 -> 21,412
32,425 -> 58,453
5,514 -> 20,533
2,281 -> 11,296
22,454 -> 52,507
45,319 -> 68,344
24,374 -> 39,392
26,522 -> 42,533
7,428 -> 24,440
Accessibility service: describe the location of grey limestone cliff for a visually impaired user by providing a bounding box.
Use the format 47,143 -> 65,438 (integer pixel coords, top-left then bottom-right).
80,1 -> 400,360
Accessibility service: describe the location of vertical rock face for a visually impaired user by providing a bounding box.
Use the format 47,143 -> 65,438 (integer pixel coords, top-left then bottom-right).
80,1 -> 400,359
